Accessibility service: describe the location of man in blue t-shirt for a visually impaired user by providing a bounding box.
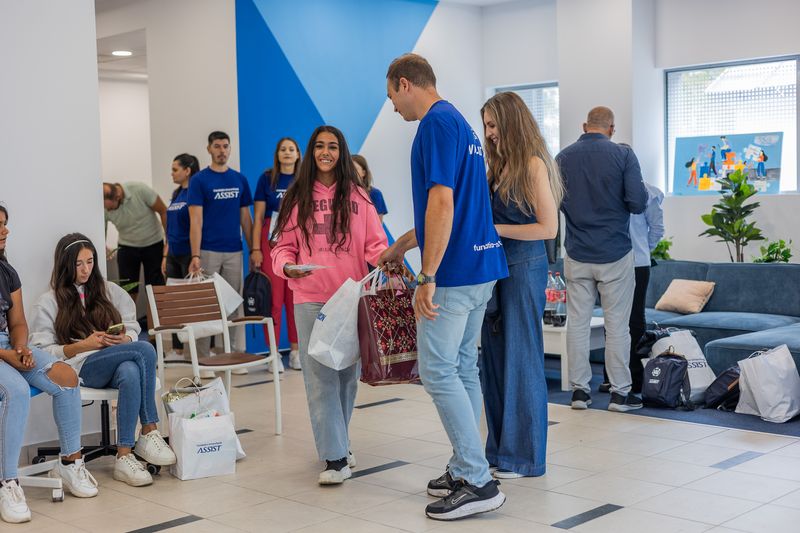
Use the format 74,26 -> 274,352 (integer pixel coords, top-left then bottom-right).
380,53 -> 508,521
188,131 -> 253,356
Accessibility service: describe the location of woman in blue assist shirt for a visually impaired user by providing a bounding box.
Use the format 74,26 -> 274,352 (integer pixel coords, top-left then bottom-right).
162,154 -> 199,280
251,138 -> 301,371
352,154 -> 388,222
480,92 -> 563,479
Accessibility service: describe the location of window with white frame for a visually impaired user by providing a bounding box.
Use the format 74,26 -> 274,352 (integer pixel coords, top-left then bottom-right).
666,57 -> 798,193
495,83 -> 560,157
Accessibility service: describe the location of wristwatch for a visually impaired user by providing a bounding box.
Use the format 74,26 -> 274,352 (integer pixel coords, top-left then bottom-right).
416,272 -> 436,285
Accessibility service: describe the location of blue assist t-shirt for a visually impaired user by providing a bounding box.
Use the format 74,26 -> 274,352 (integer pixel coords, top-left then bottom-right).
187,167 -> 253,253
166,187 -> 191,256
254,171 -> 294,215
410,100 -> 508,287
369,188 -> 388,216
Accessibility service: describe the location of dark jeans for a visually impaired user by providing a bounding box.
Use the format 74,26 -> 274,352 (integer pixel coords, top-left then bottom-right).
165,253 -> 191,350
603,265 -> 650,393
117,240 -> 165,293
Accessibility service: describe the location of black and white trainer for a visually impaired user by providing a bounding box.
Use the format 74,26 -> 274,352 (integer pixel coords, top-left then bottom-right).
425,480 -> 506,521
318,458 -> 351,485
571,389 -> 592,410
608,392 -> 643,412
427,469 -> 459,498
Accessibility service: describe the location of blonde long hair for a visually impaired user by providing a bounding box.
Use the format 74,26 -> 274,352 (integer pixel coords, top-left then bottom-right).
481,92 -> 564,215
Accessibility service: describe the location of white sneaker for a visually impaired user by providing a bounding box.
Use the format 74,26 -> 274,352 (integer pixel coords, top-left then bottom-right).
0,480 -> 31,523
289,350 -> 302,370
51,458 -> 99,497
199,369 -> 216,379
113,454 -> 153,487
231,368 -> 249,375
348,452 -> 357,468
134,430 -> 177,466
268,357 -> 285,374
318,464 -> 352,485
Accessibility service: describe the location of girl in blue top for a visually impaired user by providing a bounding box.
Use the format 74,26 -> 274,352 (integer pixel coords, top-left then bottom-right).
352,154 -> 388,223
162,153 -> 200,281
251,138 -> 302,371
479,92 -> 563,479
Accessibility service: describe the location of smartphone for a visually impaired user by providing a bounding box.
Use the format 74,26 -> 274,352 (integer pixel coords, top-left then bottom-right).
106,323 -> 124,335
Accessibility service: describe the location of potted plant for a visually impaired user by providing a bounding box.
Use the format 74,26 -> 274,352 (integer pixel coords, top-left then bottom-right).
699,170 -> 764,262
753,239 -> 793,263
651,237 -> 673,261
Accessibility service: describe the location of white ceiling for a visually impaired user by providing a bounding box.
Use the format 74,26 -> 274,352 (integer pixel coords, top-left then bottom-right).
97,28 -> 147,76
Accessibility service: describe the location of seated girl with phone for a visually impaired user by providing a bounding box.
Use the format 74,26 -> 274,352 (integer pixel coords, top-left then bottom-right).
30,233 -> 177,488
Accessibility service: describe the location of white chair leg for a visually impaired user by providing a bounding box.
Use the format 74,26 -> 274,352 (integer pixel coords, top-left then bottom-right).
225,370 -> 232,401
273,360 -> 282,435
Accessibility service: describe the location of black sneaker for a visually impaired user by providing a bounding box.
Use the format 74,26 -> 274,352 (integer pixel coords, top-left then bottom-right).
571,389 -> 592,410
598,382 -> 611,393
608,392 -> 643,412
427,469 -> 460,497
425,480 -> 506,521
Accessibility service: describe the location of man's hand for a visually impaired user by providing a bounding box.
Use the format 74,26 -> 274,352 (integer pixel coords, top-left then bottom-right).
283,263 -> 312,279
414,283 -> 439,321
250,250 -> 263,269
189,256 -> 202,274
378,243 -> 405,269
161,257 -> 167,278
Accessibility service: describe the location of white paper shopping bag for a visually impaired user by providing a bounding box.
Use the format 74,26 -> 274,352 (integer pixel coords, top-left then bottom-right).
169,412 -> 238,480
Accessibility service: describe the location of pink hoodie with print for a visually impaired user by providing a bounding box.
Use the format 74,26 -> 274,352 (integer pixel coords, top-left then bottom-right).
270,181 -> 388,304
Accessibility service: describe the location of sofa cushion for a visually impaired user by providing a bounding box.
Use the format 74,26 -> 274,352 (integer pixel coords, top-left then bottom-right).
655,279 -> 716,314
705,324 -> 800,375
646,260 -> 710,309
645,308 -> 682,325
704,262 -> 800,317
653,312 -> 800,355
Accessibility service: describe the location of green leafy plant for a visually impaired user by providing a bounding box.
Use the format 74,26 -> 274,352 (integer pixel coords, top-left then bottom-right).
753,239 -> 793,263
111,279 -> 139,293
651,237 -> 673,261
699,170 -> 764,262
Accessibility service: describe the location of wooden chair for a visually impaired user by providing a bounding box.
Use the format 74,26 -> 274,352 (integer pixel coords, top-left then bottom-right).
145,281 -> 282,434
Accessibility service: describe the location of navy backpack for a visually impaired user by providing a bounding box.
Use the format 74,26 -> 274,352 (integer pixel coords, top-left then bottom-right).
242,271 -> 271,317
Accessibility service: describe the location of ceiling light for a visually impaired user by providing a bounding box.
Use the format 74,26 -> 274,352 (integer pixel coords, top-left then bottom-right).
111,50 -> 132,57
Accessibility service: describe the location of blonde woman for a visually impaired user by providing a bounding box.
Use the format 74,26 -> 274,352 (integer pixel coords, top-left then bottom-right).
479,91 -> 563,479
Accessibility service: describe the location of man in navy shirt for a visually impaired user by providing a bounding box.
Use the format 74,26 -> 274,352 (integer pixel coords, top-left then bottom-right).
556,107 -> 647,412
188,131 -> 253,357
380,53 -> 508,521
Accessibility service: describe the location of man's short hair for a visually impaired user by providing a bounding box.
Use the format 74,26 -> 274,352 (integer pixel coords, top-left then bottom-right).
386,53 -> 436,91
208,131 -> 230,145
102,182 -> 116,199
586,107 -> 614,129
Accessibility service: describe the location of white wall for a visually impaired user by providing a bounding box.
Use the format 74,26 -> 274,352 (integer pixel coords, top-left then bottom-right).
1,0 -> 103,445
482,0 -> 557,89
96,0 -> 240,201
361,2 -> 485,270
99,77 -> 153,187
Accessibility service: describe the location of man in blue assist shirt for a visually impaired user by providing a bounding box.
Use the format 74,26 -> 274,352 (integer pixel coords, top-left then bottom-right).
556,107 -> 648,412
380,53 -> 508,521
188,131 -> 253,357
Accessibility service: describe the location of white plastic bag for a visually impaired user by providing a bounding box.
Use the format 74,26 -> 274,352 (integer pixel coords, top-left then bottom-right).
737,345 -> 800,423
169,412 -> 238,480
650,329 -> 716,403
308,270 -> 380,370
212,272 -> 243,316
162,378 -> 245,459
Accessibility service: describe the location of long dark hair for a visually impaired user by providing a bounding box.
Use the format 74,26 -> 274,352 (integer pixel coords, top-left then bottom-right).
51,233 -> 121,344
272,126 -> 362,254
352,154 -> 373,192
0,205 -> 7,262
171,153 -> 200,201
268,137 -> 301,189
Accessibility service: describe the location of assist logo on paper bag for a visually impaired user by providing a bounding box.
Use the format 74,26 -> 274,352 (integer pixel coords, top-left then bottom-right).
196,441 -> 224,454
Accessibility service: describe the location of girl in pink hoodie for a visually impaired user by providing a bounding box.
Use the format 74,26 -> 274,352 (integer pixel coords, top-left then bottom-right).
270,125 -> 388,485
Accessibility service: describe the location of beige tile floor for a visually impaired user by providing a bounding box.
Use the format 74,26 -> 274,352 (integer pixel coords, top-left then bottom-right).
12,363 -> 800,533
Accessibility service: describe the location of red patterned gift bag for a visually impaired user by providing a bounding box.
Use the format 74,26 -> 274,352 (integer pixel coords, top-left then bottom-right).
358,276 -> 420,386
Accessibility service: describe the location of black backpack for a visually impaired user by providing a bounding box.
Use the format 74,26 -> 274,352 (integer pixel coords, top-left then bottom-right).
242,271 -> 271,317
704,364 -> 741,411
642,350 -> 695,410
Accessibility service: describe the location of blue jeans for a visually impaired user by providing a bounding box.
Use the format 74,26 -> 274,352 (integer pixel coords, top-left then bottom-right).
417,282 -> 495,487
79,341 -> 159,448
294,303 -> 360,462
480,256 -> 548,476
0,333 -> 81,480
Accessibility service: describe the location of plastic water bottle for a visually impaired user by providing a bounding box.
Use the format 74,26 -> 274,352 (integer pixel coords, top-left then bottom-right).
552,272 -> 567,327
544,271 -> 556,325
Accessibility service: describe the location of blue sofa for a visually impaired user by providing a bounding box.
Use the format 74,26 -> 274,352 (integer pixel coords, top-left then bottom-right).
549,259 -> 800,374
644,260 -> 800,374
